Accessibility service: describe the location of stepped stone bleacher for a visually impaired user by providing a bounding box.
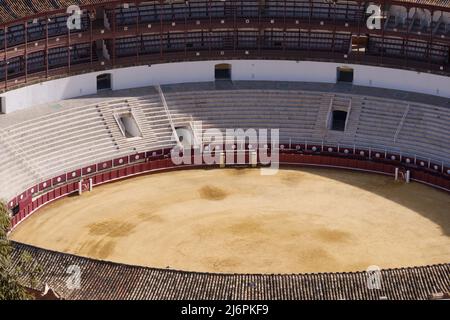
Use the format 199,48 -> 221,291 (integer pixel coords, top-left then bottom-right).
0,93 -> 178,200
0,133 -> 40,201
161,82 -> 450,164
163,89 -> 326,144
396,103 -> 450,161
0,82 -> 449,202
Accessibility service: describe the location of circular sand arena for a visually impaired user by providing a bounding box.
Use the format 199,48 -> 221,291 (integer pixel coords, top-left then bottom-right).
10,167 -> 450,274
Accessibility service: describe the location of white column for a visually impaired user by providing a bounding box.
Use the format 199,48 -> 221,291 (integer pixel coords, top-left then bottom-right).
251,151 -> 257,167
406,170 -> 411,183
220,152 -> 225,168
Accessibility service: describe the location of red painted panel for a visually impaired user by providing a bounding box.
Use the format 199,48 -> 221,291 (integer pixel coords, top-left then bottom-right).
8,197 -> 17,210
348,159 -> 359,168
52,174 -> 67,185
93,174 -> 102,184
444,178 -> 450,190
386,153 -> 399,162
66,169 -> 82,181
428,175 -> 439,186
444,167 -> 450,177
334,157 -> 346,167
366,161 -> 375,171
39,179 -> 52,192
279,154 -> 289,162
321,156 -> 331,165
82,165 -> 97,175
292,154 -> 303,164
119,168 -> 126,177
130,152 -> 146,163
164,158 -> 174,168
146,150 -> 160,159
287,154 -> 297,163
382,164 -> 394,174
18,194 -> 32,211
67,183 -> 74,193
133,164 -> 141,174
126,166 -> 134,176
295,154 -> 303,163
416,159 -> 429,169
114,156 -> 129,167
143,161 -> 151,171
11,216 -> 17,228
429,163 -> 441,172
156,160 -> 164,169
102,172 -> 110,182
354,149 -> 367,158
28,185 -> 38,196
98,160 -> 113,171
324,146 -> 336,153
111,170 -> 118,180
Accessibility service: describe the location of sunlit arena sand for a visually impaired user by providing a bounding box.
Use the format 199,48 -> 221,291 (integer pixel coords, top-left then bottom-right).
10,168 -> 450,274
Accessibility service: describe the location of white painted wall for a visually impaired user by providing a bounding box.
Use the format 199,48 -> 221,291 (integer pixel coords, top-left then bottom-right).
1,73 -> 97,113
1,60 -> 449,113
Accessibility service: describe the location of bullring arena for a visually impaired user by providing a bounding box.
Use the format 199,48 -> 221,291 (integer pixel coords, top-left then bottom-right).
0,0 -> 449,300
10,167 -> 450,274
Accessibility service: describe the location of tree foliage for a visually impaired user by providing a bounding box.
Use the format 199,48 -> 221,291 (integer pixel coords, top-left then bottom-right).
0,202 -> 41,300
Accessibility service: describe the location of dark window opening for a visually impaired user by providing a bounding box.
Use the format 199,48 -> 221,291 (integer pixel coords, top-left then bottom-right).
12,205 -> 19,216
337,67 -> 354,83
351,35 -> 368,53
97,73 -> 112,91
215,63 -> 231,80
331,110 -> 348,131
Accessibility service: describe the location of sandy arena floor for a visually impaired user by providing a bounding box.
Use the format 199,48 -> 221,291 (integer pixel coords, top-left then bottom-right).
10,167 -> 450,274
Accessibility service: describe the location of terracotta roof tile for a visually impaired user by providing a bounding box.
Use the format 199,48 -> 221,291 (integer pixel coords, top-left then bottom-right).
10,241 -> 450,300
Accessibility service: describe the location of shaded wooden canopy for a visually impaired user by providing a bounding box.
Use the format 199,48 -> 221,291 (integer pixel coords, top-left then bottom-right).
1,0 -> 450,25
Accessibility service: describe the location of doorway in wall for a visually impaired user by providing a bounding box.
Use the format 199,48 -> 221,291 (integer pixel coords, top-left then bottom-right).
0,96 -> 4,114
215,63 -> 232,80
331,110 -> 348,131
97,73 -> 112,91
337,67 -> 354,83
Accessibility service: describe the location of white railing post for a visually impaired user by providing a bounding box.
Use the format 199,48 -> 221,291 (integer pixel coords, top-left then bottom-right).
394,104 -> 410,142
155,85 -> 180,145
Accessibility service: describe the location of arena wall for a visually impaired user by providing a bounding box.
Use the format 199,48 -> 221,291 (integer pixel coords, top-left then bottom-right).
8,147 -> 450,231
2,60 -> 450,113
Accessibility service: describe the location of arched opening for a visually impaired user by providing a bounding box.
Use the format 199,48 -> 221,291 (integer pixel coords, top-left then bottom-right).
97,73 -> 112,91
331,110 -> 348,131
215,63 -> 232,81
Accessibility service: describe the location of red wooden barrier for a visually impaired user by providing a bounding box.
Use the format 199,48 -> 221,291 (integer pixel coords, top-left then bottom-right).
9,150 -> 450,230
